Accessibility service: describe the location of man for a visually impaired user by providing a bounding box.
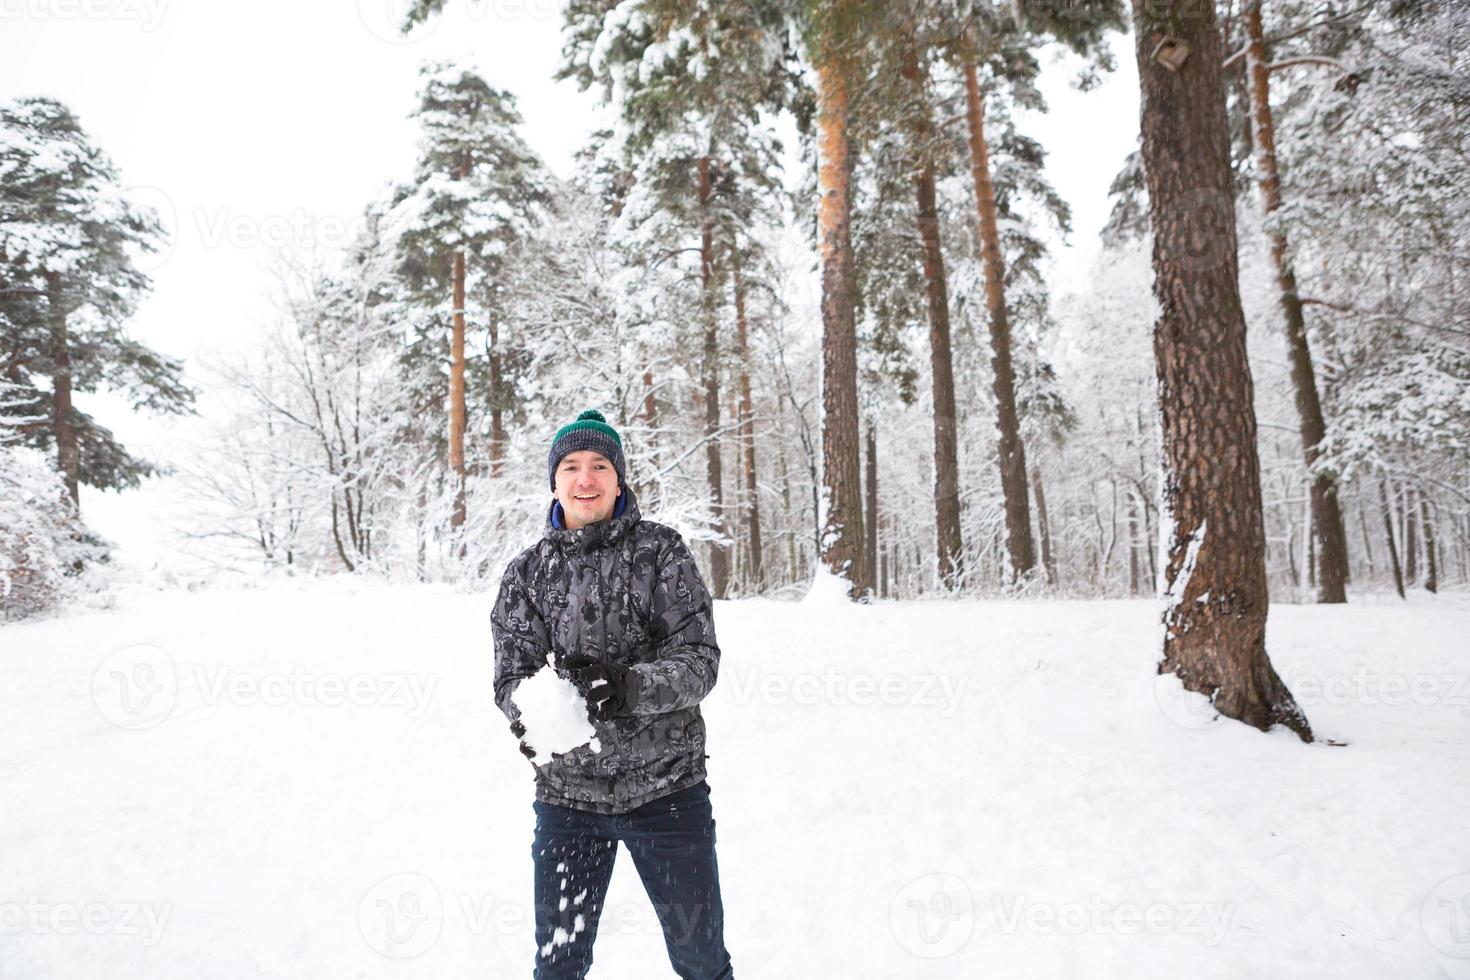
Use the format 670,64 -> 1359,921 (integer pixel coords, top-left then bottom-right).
491,408 -> 734,980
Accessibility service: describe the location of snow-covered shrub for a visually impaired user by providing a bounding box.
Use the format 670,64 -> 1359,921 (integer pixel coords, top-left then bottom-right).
0,377 -> 108,620
0,445 -> 78,621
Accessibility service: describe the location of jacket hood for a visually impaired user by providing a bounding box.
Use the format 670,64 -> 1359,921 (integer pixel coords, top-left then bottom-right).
543,481 -> 642,553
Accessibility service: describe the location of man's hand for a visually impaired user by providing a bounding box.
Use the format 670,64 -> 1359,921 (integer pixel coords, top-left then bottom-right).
558,654 -> 639,722
509,718 -> 537,762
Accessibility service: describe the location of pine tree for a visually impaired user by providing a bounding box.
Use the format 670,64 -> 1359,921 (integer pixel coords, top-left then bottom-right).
392,63 -> 551,534
1269,0 -> 1470,595
0,380 -> 90,619
1128,0 -> 1311,739
0,97 -> 194,507
1103,0 -> 1468,596
896,33 -> 965,587
557,0 -> 790,597
808,0 -> 876,598
1227,0 -> 1353,603
946,0 -> 1121,584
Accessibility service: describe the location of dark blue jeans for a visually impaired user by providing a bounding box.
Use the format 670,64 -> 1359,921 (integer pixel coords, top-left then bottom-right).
531,780 -> 733,980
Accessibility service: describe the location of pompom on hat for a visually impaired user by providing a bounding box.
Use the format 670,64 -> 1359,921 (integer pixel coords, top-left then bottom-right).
547,409 -> 627,491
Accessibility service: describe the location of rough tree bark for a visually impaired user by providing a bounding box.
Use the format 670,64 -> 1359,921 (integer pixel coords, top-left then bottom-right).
1243,0 -> 1349,603
1131,0 -> 1312,740
815,44 -> 870,597
962,49 -> 1035,582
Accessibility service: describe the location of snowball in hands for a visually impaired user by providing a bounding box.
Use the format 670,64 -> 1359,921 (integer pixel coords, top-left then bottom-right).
512,658 -> 600,762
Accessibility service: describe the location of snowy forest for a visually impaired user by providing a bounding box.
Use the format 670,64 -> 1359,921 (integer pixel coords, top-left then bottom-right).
7,2 -> 1468,642
4,0 -> 1470,976
8,2 -> 1468,608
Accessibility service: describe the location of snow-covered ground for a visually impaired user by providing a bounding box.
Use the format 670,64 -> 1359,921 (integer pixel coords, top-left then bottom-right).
3,577 -> 1468,979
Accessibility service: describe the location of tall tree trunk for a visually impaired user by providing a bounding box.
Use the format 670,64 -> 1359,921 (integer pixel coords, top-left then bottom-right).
776,431 -> 798,587
1301,481 -> 1313,593
448,149 -> 469,532
1134,405 -> 1158,587
961,51 -> 1035,582
642,369 -> 658,428
865,424 -> 879,596
1284,510 -> 1300,587
1128,490 -> 1142,595
640,368 -> 659,510
815,46 -> 870,597
1031,463 -> 1057,586
1404,485 -> 1418,585
1378,478 -> 1405,599
1244,0 -> 1349,603
734,259 -> 763,590
880,513 -> 891,598
1356,487 -> 1375,575
698,156 -> 730,598
415,478 -> 428,580
45,271 -> 79,506
1420,494 -> 1438,593
1461,508 -> 1468,585
1130,0 -> 1311,740
902,46 -> 964,586
488,319 -> 505,479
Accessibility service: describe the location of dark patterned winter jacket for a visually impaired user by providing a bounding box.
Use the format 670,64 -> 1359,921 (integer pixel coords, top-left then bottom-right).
490,484 -> 720,814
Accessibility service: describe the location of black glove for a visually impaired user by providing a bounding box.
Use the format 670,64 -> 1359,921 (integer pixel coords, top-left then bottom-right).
558,654 -> 639,722
509,718 -> 537,762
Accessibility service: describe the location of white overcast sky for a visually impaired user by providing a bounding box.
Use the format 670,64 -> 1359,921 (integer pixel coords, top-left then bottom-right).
0,0 -> 1140,566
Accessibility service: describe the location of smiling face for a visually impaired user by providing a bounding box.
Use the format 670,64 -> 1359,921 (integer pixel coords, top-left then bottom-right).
553,450 -> 622,530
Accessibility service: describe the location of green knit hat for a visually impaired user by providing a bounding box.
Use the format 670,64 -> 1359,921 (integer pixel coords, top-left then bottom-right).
547,409 -> 626,491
